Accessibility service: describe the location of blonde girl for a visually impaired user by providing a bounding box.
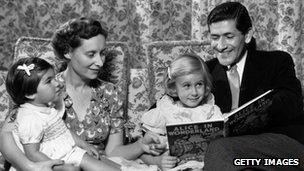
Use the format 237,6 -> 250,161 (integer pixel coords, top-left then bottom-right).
141,53 -> 223,170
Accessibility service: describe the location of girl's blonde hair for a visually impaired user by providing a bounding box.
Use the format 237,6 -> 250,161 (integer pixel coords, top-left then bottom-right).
164,53 -> 212,104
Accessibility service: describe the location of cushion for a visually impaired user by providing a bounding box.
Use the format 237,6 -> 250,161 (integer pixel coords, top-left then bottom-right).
125,68 -> 151,140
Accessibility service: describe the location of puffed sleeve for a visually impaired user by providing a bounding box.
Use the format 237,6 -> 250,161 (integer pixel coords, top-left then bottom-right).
141,107 -> 167,135
211,105 -> 224,120
16,113 -> 44,144
106,84 -> 125,134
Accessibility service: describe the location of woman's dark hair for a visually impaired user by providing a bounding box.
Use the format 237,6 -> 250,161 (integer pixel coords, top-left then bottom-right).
6,57 -> 53,106
207,2 -> 256,50
51,17 -> 108,62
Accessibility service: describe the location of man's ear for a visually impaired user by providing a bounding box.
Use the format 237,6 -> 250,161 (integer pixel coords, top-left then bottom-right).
25,94 -> 36,100
245,27 -> 254,44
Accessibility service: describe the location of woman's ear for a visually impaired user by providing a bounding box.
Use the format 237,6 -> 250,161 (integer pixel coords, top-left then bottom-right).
245,27 -> 254,44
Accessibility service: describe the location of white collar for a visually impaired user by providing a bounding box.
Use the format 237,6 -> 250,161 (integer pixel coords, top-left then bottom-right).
20,103 -> 52,115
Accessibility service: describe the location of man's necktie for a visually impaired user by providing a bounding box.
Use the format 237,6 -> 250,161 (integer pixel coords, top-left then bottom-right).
227,65 -> 240,110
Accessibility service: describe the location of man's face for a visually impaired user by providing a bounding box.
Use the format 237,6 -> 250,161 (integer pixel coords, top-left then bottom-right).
209,20 -> 250,66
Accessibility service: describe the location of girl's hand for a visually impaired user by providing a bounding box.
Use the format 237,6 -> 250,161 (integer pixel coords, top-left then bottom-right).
142,143 -> 167,156
140,132 -> 167,155
158,151 -> 178,171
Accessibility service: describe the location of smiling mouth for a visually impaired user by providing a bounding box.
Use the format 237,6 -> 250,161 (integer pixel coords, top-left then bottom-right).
188,98 -> 199,101
90,69 -> 100,72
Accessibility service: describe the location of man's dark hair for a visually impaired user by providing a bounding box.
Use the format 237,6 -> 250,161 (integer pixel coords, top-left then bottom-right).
207,2 -> 256,50
207,2 -> 252,34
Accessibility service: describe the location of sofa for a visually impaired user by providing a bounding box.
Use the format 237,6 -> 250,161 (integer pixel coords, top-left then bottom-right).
1,37 -> 303,169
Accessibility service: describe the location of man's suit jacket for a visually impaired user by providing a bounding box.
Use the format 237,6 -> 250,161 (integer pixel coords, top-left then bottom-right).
206,49 -> 304,128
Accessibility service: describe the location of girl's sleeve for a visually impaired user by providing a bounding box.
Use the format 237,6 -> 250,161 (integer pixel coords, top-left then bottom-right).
16,114 -> 44,144
140,107 -> 167,135
212,105 -> 224,120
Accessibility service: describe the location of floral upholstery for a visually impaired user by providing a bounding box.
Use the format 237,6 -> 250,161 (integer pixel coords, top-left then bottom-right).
126,68 -> 151,139
0,70 -> 9,128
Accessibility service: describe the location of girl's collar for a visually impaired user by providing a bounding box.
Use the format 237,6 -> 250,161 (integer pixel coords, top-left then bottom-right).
20,103 -> 52,115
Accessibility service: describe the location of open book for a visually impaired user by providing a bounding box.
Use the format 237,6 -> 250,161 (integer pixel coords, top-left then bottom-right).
165,89 -> 274,164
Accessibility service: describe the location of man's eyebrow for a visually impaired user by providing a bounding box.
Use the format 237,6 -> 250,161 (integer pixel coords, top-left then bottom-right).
223,32 -> 234,36
85,50 -> 96,53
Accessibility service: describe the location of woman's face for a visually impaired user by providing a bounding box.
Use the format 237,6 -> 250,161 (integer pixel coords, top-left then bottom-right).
69,34 -> 106,80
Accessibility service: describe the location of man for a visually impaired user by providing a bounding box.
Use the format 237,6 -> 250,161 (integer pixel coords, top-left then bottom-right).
204,2 -> 304,171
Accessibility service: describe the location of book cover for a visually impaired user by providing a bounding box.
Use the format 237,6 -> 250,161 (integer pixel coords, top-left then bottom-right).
166,89 -> 274,163
166,119 -> 224,165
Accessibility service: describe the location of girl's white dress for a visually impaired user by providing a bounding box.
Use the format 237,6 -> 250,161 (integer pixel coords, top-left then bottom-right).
13,102 -> 86,166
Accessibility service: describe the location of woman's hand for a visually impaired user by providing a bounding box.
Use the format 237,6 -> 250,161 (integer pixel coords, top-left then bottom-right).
69,130 -> 99,159
82,143 -> 99,159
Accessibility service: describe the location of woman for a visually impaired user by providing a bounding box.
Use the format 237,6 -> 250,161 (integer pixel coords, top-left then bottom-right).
51,17 -> 163,159
0,17 -> 164,170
